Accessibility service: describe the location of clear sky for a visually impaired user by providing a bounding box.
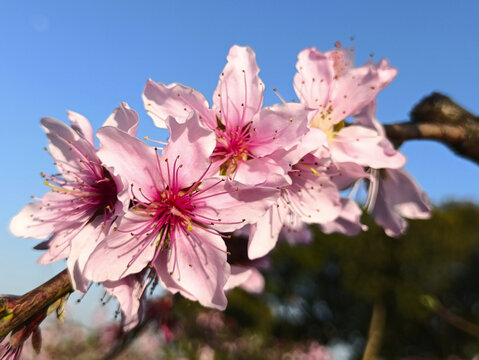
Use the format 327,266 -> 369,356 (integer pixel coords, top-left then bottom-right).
1,0 -> 478,324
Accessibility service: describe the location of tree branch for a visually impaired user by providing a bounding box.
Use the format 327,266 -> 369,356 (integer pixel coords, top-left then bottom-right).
0,269 -> 73,338
384,92 -> 479,165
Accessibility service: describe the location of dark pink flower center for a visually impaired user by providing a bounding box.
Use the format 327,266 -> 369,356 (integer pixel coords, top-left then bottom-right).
212,121 -> 255,175
123,152 -> 244,272
38,136 -> 119,235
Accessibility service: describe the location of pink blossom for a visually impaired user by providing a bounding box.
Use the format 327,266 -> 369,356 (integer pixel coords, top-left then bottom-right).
9,104 -> 137,292
103,274 -> 145,331
294,46 -> 405,169
281,219 -> 313,246
369,168 -> 431,237
352,101 -> 431,236
282,341 -> 332,360
319,198 -> 367,236
247,129 -> 342,259
224,265 -> 265,294
84,111 -> 274,310
143,45 -> 311,186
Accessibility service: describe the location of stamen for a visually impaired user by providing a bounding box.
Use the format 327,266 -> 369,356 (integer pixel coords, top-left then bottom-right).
273,88 -> 287,104
295,163 -> 319,176
144,135 -> 168,146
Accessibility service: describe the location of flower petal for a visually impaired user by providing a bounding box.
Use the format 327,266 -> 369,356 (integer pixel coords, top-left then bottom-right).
213,45 -> 263,129
66,218 -> 109,291
328,58 -> 397,123
41,117 -> 99,181
9,201 -> 56,239
319,199 -> 367,236
143,79 -> 215,129
155,226 -> 230,310
293,47 -> 334,107
224,265 -> 264,294
84,211 -> 157,282
252,103 -> 311,156
286,171 -> 341,224
372,168 -> 431,237
67,110 -> 95,146
331,125 -> 406,169
248,205 -> 286,259
103,102 -> 139,136
97,126 -> 159,201
162,111 -> 217,188
103,276 -> 144,331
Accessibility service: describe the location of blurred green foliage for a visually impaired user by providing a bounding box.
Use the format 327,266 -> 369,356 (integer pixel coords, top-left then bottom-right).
172,201 -> 479,359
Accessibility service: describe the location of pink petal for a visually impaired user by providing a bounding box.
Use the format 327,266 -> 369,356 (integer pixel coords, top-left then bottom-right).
328,162 -> 370,190
252,103 -> 311,155
320,198 -> 367,236
248,205 -> 286,259
287,172 -> 341,224
154,226 -> 230,310
331,125 -> 406,169
224,265 -> 264,294
41,117 -> 99,181
293,47 -> 334,107
232,156 -> 290,187
37,224 -> 88,265
239,267 -> 264,294
272,127 -> 329,169
282,221 -> 313,245
162,111 -> 216,188
354,101 -> 403,157
9,201 -> 56,239
103,102 -> 139,136
224,265 -> 254,291
143,79 -> 215,129
84,211 -> 157,282
198,178 -> 278,234
372,168 -> 431,237
97,126 -> 159,201
66,218 -> 108,291
67,110 -> 95,146
103,276 -> 144,331
328,58 -> 397,123
213,45 -> 263,129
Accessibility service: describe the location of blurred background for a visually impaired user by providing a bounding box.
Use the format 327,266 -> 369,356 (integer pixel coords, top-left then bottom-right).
1,1 -> 479,358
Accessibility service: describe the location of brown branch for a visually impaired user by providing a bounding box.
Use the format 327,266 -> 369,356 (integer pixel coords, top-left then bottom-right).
421,295 -> 479,340
0,269 -> 73,338
362,299 -> 386,360
384,92 -> 479,165
436,304 -> 479,340
384,123 -> 465,144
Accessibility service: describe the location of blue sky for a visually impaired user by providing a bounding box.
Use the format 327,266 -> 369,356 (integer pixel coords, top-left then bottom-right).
1,0 -> 478,323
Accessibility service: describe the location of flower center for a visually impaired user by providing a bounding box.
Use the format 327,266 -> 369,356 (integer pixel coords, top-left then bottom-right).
310,111 -> 344,141
42,161 -> 118,222
212,121 -> 254,176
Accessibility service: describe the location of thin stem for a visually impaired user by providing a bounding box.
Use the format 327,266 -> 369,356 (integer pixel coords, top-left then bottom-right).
362,299 -> 386,360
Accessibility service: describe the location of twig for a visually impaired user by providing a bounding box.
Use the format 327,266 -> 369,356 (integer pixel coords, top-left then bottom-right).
421,295 -> 479,340
0,269 -> 73,338
362,299 -> 386,360
384,92 -> 479,165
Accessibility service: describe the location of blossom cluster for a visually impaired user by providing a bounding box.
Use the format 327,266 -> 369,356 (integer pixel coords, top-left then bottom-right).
8,44 -> 430,346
